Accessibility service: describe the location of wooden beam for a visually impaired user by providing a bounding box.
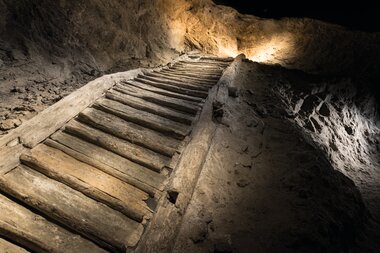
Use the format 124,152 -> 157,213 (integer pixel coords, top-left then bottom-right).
134,57 -> 238,253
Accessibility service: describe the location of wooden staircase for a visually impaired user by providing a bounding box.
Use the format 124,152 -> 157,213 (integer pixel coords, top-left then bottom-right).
0,55 -> 233,252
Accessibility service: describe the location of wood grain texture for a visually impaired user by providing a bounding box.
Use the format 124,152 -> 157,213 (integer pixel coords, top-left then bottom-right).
21,144 -> 151,222
65,120 -> 170,172
0,166 -> 143,250
0,192 -> 108,253
78,107 -> 180,156
116,83 -> 201,114
106,90 -> 194,125
0,238 -> 29,253
93,98 -> 191,140
134,77 -> 209,98
49,131 -> 165,195
123,80 -> 204,103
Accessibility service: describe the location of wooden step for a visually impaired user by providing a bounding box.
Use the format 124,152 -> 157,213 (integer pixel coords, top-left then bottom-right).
0,194 -> 107,253
167,68 -> 222,77
161,69 -> 220,80
0,166 -> 143,250
20,144 -> 152,222
134,77 -> 209,98
151,70 -> 216,86
199,56 -> 234,62
177,60 -> 230,67
149,71 -> 216,87
169,64 -> 223,72
50,131 -> 165,195
174,63 -> 224,72
116,83 -> 201,115
152,72 -> 218,85
122,80 -> 203,103
180,59 -> 230,64
137,74 -> 210,92
94,98 -> 191,141
0,238 -> 29,253
65,120 -> 170,172
78,107 -> 181,156
106,90 -> 194,125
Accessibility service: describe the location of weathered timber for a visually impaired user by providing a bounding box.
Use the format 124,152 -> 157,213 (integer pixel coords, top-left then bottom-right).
161,69 -> 220,80
0,144 -> 26,173
93,98 -> 191,140
173,64 -> 224,72
148,71 -> 216,86
199,56 -> 234,62
0,194 -> 107,253
106,90 -> 194,125
122,80 -> 204,103
0,166 -> 143,250
134,79 -> 219,253
49,132 -> 165,195
137,75 -> 209,91
115,83 -> 201,114
134,77 -> 209,98
134,56 -> 235,253
78,107 -> 180,156
65,120 -> 169,172
20,144 -> 151,222
178,60 -> 230,67
0,238 -> 29,253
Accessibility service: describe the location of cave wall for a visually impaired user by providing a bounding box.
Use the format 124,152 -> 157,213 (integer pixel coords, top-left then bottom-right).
1,0 -> 380,81
161,0 -> 380,82
0,0 -> 174,73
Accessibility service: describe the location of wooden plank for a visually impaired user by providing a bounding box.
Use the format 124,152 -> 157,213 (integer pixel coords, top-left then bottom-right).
162,68 -> 221,77
106,90 -> 194,125
0,166 -> 143,250
0,144 -> 25,174
20,144 -> 152,222
0,194 -> 107,253
137,75 -> 210,91
199,56 -> 234,62
161,69 -> 220,80
0,69 -> 143,149
78,107 -> 180,156
65,120 -> 170,172
214,54 -> 245,110
116,82 -> 201,114
134,77 -> 209,98
148,71 -> 216,87
122,80 -> 204,103
177,60 -> 229,65
0,238 -> 29,253
43,139 -> 159,197
93,98 -> 191,140
134,75 -> 220,253
135,56 -> 235,253
168,66 -> 222,75
176,61 -> 225,68
178,60 -> 230,67
173,64 -> 224,72
49,132 -> 165,195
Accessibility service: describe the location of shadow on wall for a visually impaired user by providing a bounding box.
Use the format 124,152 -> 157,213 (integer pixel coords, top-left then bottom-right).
0,0 -> 175,73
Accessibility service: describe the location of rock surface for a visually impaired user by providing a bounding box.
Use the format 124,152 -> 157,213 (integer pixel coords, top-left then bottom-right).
172,60 -> 379,253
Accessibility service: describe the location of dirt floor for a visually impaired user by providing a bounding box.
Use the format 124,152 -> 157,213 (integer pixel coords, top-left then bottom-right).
172,60 -> 380,253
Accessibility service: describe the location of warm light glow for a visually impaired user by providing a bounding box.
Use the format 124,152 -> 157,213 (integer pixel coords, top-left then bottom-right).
218,45 -> 239,58
247,33 -> 295,64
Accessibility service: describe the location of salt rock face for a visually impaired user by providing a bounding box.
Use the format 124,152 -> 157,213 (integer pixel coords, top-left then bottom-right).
161,0 -> 380,79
